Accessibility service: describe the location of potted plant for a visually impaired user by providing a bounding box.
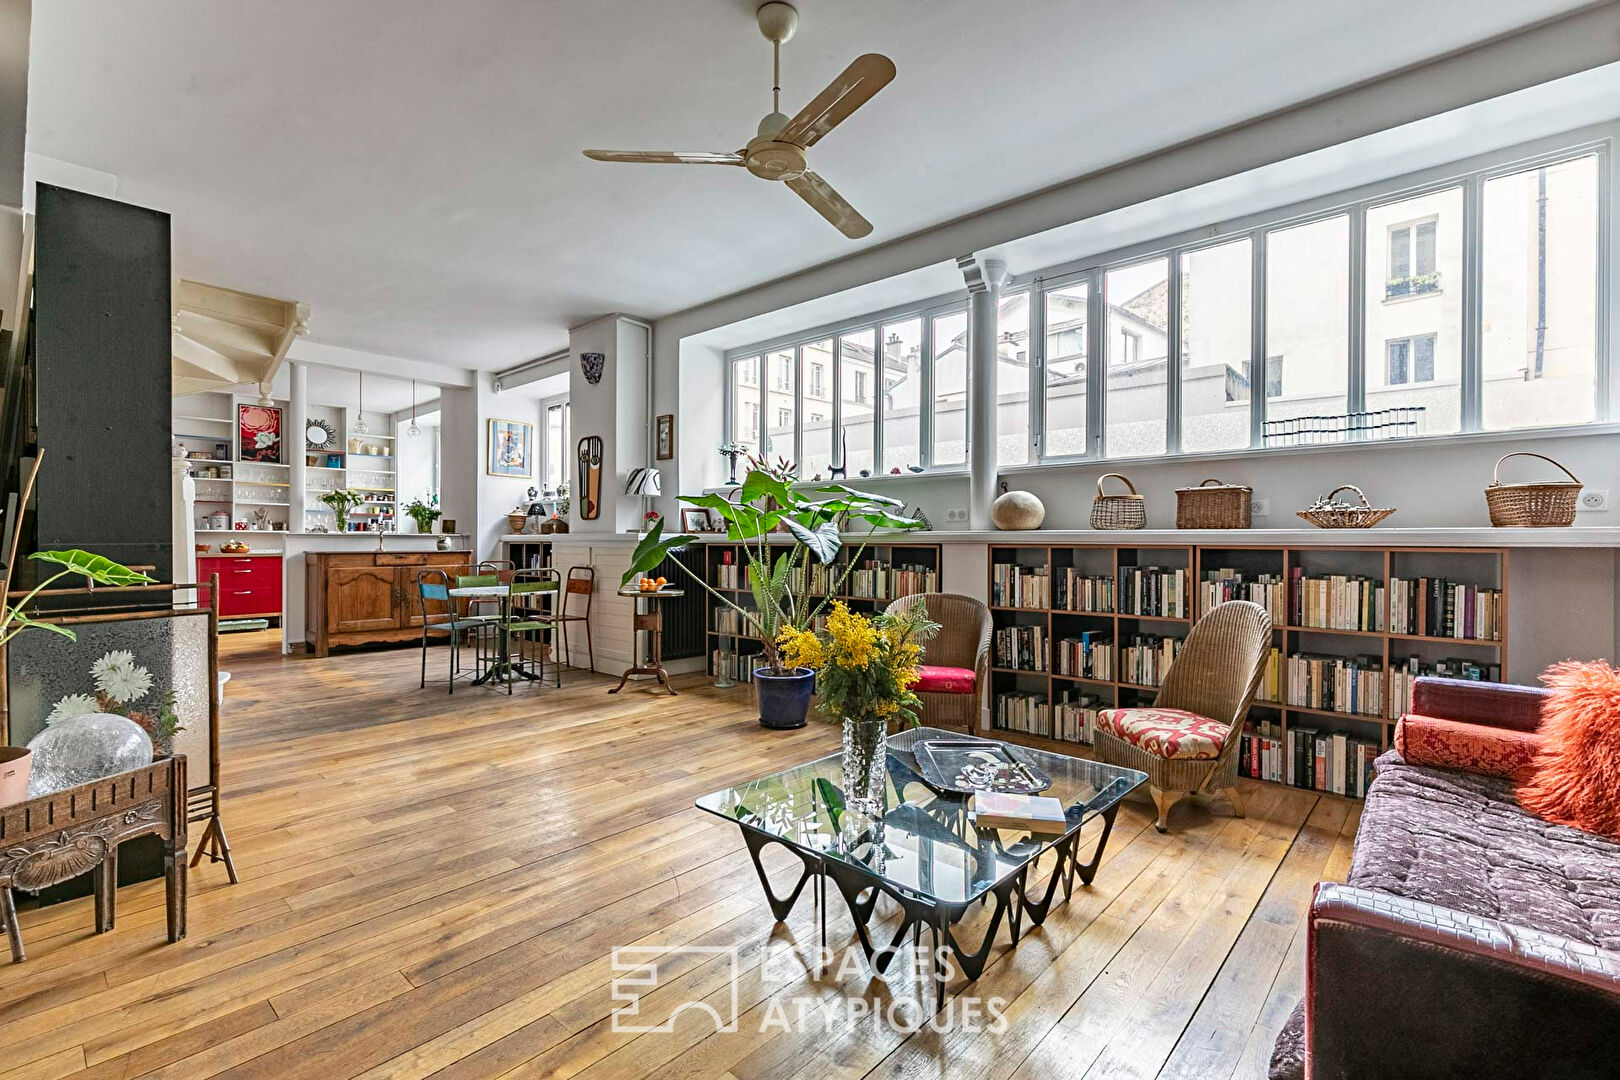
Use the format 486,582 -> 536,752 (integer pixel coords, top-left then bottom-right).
621,458 -> 924,728
777,601 -> 937,816
403,494 -> 442,535
0,550 -> 155,804
320,488 -> 365,531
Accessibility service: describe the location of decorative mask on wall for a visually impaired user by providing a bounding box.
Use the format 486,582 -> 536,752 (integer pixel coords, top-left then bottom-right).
580,351 -> 606,385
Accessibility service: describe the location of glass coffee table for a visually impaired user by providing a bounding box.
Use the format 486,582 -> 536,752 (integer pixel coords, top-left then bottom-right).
696,726 -> 1146,1010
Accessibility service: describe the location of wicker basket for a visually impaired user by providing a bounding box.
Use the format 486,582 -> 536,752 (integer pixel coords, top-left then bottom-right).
1091,473 -> 1146,530
1484,452 -> 1582,527
1176,478 -> 1252,529
1297,485 -> 1396,529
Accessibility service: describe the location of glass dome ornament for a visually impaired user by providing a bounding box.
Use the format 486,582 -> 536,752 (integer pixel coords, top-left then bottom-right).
25,713 -> 153,797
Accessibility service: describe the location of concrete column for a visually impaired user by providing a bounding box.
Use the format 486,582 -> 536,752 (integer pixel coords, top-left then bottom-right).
960,255 -> 1008,531
288,361 -> 308,529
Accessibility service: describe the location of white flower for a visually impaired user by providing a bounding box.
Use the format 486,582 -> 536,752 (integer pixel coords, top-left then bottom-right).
46,694 -> 101,725
92,650 -> 153,704
255,431 -> 275,449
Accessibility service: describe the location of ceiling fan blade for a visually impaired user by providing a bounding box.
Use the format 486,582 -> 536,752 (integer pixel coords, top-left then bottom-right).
777,54 -> 896,149
785,171 -> 872,239
583,150 -> 744,165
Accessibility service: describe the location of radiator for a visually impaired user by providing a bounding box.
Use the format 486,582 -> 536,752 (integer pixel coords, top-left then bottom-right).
653,547 -> 706,660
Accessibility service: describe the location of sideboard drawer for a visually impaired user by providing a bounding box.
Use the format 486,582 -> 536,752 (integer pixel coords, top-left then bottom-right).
217,583 -> 281,618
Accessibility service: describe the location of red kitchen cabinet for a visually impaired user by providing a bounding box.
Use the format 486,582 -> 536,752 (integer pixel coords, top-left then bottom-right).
197,555 -> 283,620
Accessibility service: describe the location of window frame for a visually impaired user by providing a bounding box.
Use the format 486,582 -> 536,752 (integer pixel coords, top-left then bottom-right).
721,127 -> 1612,473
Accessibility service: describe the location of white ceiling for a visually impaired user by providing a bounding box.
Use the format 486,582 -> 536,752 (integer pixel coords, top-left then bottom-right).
27,0 -> 1592,372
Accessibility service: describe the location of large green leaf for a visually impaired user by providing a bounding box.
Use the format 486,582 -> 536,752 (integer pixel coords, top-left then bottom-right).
619,519 -> 698,586
849,508 -> 925,531
813,777 -> 845,831
31,549 -> 155,586
739,469 -> 795,509
784,518 -> 841,564
0,606 -> 78,643
812,484 -> 903,508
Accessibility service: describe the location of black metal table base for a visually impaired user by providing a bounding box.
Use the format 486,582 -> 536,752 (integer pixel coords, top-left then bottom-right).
738,801 -> 1121,1013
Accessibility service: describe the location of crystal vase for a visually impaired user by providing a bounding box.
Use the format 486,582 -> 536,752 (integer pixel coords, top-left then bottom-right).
841,716 -> 888,818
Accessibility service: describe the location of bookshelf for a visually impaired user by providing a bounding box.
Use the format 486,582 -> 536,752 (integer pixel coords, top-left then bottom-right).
703,539 -> 944,682
985,542 -> 1507,801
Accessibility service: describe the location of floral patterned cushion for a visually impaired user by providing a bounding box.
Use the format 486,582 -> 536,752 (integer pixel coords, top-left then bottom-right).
914,665 -> 976,694
1095,707 -> 1229,760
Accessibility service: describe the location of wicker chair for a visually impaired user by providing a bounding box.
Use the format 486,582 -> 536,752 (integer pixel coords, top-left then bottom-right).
1092,600 -> 1272,832
884,592 -> 991,733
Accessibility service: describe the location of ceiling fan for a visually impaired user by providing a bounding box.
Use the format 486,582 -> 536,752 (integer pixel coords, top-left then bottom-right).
583,2 -> 894,239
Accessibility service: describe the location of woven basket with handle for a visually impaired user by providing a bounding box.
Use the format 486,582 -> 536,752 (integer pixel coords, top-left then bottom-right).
1091,473 -> 1146,530
1484,452 -> 1582,527
1176,478 -> 1252,529
1297,485 -> 1396,529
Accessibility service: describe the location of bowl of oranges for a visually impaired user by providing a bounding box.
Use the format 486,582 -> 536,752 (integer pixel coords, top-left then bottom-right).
636,575 -> 669,593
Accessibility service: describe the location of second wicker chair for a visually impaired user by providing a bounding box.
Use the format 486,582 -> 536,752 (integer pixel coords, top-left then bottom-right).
883,592 -> 992,733
1091,599 -> 1273,832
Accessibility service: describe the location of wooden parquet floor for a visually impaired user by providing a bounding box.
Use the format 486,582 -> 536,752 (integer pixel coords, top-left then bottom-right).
0,631 -> 1358,1080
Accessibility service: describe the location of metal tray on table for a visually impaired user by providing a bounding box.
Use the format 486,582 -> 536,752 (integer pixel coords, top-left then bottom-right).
911,737 -> 1054,796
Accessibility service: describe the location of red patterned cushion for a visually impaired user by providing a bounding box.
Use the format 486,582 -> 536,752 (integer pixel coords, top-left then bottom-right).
1096,707 -> 1229,760
914,665 -> 976,694
1395,713 -> 1543,781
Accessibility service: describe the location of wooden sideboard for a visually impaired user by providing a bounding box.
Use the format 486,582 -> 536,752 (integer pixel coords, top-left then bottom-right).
305,551 -> 471,656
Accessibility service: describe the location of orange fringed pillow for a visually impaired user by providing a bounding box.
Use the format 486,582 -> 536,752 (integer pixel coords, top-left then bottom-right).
1517,661 -> 1620,840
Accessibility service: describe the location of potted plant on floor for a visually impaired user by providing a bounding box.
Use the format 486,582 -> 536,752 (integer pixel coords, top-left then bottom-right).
777,600 -> 938,815
620,457 -> 925,728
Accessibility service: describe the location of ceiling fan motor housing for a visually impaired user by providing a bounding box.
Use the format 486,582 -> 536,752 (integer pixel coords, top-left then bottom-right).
745,137 -> 807,181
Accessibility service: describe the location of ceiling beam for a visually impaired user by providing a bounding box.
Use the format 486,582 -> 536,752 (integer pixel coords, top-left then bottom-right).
287,337 -> 475,388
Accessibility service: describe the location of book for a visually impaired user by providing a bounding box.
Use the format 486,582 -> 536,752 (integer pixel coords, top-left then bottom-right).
972,791 -> 1069,834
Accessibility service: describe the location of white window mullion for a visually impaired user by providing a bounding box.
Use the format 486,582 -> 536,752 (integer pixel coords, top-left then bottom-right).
1087,270 -> 1106,459
1347,204 -> 1368,438
831,335 -> 844,471
793,345 -> 805,467
1461,174 -> 1484,431
1251,229 -> 1267,448
919,312 -> 934,470
1030,281 -> 1046,462
1165,253 -> 1184,456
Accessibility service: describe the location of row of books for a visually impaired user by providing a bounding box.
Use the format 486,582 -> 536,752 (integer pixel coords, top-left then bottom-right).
1291,569 -> 1384,631
1389,577 -> 1502,641
1238,721 -> 1380,797
1118,566 -> 1190,618
1389,656 -> 1502,717
1052,571 -> 1116,613
1055,631 -> 1114,681
845,562 -> 937,600
1121,633 -> 1181,688
1285,653 -> 1385,717
992,690 -> 1106,743
995,623 -> 1048,672
1200,569 -> 1287,624
991,563 -> 1050,609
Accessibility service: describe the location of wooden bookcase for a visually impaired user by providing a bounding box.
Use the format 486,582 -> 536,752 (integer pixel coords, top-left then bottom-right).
703,540 -> 945,683
985,542 -> 1508,800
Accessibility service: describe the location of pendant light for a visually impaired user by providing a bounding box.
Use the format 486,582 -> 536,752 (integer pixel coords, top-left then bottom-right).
406,379 -> 421,437
351,371 -> 370,435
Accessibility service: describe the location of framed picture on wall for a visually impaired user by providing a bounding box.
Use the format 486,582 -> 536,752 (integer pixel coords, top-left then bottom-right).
655,414 -> 675,460
680,508 -> 712,533
237,404 -> 282,462
486,418 -> 534,477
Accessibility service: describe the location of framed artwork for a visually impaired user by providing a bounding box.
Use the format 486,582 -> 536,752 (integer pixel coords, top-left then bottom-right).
680,508 -> 714,533
655,414 -> 675,460
237,404 -> 282,463
486,418 -> 534,477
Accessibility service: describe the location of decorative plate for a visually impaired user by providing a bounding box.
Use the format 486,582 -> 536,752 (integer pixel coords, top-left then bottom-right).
305,418 -> 336,450
911,738 -> 1053,796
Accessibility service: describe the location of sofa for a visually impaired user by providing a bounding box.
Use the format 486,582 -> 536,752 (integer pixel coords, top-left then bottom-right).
1270,677 -> 1620,1080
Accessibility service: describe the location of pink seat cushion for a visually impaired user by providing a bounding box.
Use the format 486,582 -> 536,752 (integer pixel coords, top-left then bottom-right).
914,665 -> 976,694
1096,707 -> 1230,760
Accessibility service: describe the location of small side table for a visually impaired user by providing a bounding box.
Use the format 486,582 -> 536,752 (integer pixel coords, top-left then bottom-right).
609,587 -> 684,696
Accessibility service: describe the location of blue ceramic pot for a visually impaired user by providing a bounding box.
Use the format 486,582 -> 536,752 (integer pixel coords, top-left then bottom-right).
754,667 -> 815,729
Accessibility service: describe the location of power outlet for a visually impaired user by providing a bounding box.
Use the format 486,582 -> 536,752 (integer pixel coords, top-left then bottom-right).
945,508 -> 968,523
1251,498 -> 1271,517
1580,489 -> 1610,512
